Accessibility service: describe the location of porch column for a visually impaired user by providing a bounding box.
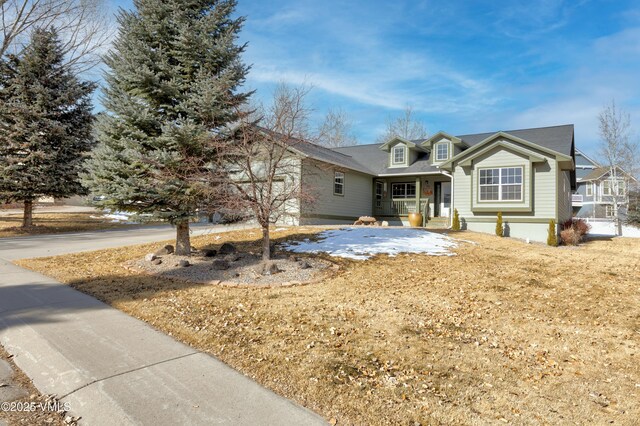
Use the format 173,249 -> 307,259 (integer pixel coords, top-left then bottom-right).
415,176 -> 421,214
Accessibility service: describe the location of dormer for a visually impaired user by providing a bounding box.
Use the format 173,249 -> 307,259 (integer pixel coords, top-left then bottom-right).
421,131 -> 467,166
379,136 -> 427,168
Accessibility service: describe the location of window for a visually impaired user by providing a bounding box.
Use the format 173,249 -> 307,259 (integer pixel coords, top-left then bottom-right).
585,183 -> 593,197
391,182 -> 416,199
602,178 -> 626,196
392,145 -> 406,165
479,167 -> 523,201
605,204 -> 614,218
375,181 -> 384,207
334,171 -> 344,195
435,142 -> 449,161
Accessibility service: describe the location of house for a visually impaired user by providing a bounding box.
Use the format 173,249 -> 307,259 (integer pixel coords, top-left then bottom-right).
282,124 -> 577,243
572,150 -> 636,219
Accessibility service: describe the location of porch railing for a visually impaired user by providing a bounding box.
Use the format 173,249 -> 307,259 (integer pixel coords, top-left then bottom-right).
572,194 -> 583,205
374,199 -> 429,217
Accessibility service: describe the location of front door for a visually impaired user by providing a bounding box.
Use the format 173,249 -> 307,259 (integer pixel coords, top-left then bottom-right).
440,181 -> 451,217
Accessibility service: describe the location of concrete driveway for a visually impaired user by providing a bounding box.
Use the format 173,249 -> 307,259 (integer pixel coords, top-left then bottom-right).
0,225 -> 326,426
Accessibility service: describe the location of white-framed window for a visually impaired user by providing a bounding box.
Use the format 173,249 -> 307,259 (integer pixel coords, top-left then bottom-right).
585,183 -> 593,197
392,145 -> 406,165
602,180 -> 612,196
435,142 -> 449,161
391,182 -> 416,199
605,204 -> 614,218
375,181 -> 384,207
478,167 -> 523,201
334,171 -> 344,195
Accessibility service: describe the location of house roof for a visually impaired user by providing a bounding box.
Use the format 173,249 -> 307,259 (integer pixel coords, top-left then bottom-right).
332,124 -> 575,176
283,135 -> 376,175
455,124 -> 574,157
581,167 -> 609,181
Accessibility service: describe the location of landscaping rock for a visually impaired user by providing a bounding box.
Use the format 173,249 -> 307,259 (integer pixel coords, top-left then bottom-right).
179,260 -> 190,268
381,221 -> 389,227
298,260 -> 311,269
224,253 -> 241,262
152,258 -> 162,265
202,249 -> 217,257
219,243 -> 237,255
261,262 -> 281,276
211,259 -> 230,270
155,244 -> 174,255
145,253 -> 157,262
288,255 -> 300,262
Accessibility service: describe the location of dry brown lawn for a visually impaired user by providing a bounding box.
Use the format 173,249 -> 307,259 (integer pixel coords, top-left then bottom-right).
16,228 -> 640,425
0,213 -> 150,238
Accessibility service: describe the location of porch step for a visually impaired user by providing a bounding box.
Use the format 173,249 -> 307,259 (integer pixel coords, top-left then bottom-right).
425,217 -> 449,229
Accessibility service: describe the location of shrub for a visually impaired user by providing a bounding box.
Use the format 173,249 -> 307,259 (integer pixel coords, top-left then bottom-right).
573,218 -> 591,236
495,212 -> 503,237
547,220 -> 558,246
560,227 -> 581,245
560,218 -> 591,244
451,209 -> 460,231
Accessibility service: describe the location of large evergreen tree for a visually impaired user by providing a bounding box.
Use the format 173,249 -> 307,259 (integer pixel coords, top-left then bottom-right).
0,27 -> 95,227
84,0 -> 250,256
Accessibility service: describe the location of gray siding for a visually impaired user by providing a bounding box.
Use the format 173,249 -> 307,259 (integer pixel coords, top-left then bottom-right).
300,159 -> 373,223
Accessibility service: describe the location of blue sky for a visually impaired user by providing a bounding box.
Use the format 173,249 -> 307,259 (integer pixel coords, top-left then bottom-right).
107,0 -> 640,157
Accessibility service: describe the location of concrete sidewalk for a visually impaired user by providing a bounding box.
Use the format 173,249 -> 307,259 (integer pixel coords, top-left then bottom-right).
0,227 -> 326,425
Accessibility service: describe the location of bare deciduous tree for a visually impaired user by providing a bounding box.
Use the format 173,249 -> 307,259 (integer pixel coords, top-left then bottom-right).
1,0 -> 110,71
376,105 -> 428,143
317,107 -> 357,147
213,84 -> 316,263
598,99 -> 639,235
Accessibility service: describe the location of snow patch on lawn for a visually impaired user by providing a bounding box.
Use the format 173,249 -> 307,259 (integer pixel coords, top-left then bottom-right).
283,227 -> 458,260
588,221 -> 640,238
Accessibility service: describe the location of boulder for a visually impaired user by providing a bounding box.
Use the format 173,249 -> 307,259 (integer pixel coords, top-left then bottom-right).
152,258 -> 162,265
261,262 -> 281,276
155,244 -> 174,256
145,253 -> 157,262
218,243 -> 237,255
179,260 -> 190,267
202,249 -> 217,257
288,255 -> 300,262
211,259 -> 230,270
381,221 -> 389,227
224,253 -> 241,262
298,260 -> 311,269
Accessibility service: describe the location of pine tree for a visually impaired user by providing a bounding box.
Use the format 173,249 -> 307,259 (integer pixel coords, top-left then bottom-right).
495,211 -> 503,237
451,208 -> 460,231
0,27 -> 95,228
83,0 -> 251,255
547,219 -> 558,246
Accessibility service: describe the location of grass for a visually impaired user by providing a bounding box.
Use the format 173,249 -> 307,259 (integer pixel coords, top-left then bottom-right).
0,212 -> 150,238
16,228 -> 640,425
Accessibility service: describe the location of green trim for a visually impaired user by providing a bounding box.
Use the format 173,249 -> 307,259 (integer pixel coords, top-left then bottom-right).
441,132 -> 571,170
457,141 -> 546,168
463,217 -> 554,224
472,207 -> 533,213
301,213 -> 358,221
421,131 -> 462,147
380,136 -> 416,151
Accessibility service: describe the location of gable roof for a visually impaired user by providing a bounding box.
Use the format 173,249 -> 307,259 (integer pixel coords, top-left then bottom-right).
580,166 -> 638,182
574,148 -> 601,168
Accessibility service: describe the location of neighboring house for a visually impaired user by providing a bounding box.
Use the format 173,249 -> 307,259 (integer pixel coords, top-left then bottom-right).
279,124 -> 576,243
573,158 -> 637,219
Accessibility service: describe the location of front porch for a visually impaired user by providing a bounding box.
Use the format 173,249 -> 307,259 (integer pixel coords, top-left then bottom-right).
372,174 -> 452,226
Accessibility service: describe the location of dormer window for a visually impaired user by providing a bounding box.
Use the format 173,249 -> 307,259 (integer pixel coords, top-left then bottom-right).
435,142 -> 449,161
392,145 -> 406,165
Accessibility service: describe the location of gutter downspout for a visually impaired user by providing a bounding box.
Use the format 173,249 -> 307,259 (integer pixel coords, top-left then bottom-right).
442,170 -> 454,228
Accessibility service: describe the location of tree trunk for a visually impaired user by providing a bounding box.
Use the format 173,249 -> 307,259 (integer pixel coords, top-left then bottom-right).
616,217 -> 623,236
262,225 -> 270,262
175,221 -> 191,256
22,199 -> 34,228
